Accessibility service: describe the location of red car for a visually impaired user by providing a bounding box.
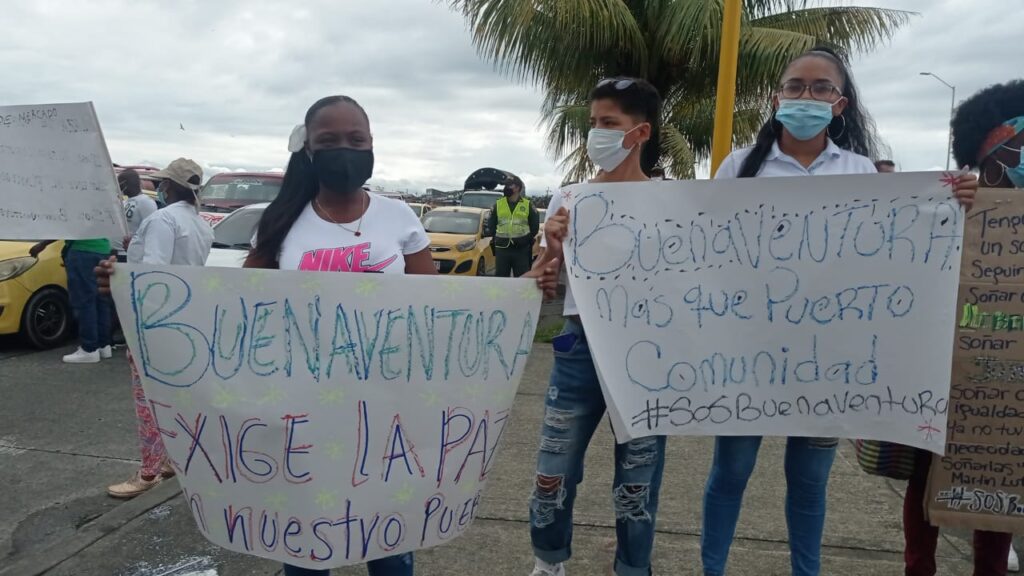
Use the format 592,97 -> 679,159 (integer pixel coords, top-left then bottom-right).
199,172 -> 284,224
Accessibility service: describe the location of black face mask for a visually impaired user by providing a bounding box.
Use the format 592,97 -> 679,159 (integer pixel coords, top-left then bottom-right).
312,148 -> 374,195
503,187 -> 515,197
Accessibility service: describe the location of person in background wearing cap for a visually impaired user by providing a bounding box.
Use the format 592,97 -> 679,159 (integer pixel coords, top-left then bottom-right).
29,234 -> 113,363
99,157 -> 215,498
485,174 -> 539,278
899,80 -> 1024,576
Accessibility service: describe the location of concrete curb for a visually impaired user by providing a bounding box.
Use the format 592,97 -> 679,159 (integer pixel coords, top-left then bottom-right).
0,480 -> 181,576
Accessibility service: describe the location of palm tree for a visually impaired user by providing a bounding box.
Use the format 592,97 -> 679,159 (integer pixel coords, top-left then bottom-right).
447,0 -> 913,181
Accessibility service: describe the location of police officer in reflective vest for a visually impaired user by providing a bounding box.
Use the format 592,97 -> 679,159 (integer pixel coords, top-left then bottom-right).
485,175 -> 539,277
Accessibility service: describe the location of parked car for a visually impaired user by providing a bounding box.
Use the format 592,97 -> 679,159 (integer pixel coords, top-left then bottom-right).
199,172 -> 284,225
460,191 -> 503,210
460,167 -> 516,209
0,241 -> 71,348
407,203 -> 432,218
422,207 -> 494,276
205,203 -> 268,268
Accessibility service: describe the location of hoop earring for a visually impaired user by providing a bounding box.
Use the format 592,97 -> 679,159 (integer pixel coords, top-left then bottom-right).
827,115 -> 847,140
982,162 -> 1005,187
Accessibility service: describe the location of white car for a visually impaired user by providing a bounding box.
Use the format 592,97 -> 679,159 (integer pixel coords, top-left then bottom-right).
205,203 -> 268,268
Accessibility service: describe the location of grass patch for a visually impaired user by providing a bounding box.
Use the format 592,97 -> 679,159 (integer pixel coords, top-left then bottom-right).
534,320 -> 565,343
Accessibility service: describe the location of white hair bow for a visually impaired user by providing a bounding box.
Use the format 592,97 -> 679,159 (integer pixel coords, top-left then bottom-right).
287,124 -> 307,153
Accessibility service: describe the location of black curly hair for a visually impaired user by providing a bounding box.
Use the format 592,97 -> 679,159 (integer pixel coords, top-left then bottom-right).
952,79 -> 1024,168
737,47 -> 882,178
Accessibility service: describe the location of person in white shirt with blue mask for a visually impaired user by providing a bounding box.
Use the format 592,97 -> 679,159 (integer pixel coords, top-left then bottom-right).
102,157 -> 215,499
702,47 -> 978,576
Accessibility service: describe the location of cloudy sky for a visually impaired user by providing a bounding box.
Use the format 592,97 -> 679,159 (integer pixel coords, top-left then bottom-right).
1,0 -> 1018,194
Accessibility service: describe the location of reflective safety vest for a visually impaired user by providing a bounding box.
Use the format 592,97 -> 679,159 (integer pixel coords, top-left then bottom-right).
496,197 -> 531,239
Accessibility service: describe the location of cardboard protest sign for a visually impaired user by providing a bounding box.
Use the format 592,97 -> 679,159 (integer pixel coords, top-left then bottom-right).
927,189 -> 1024,533
110,265 -> 542,568
0,102 -> 126,240
564,172 -> 964,451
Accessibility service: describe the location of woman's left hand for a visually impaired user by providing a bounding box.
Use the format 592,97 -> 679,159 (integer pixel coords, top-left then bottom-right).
953,170 -> 977,212
522,257 -> 561,301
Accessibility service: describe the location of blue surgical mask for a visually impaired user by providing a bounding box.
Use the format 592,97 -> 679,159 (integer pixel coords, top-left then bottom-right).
775,99 -> 835,141
157,182 -> 168,205
998,145 -> 1024,188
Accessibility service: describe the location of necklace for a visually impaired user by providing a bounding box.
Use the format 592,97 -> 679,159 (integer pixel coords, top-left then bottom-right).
315,192 -> 367,237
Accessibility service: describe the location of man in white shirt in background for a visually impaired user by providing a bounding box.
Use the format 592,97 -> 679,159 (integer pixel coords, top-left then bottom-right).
118,169 -> 158,260
107,157 -> 214,499
126,158 -> 213,266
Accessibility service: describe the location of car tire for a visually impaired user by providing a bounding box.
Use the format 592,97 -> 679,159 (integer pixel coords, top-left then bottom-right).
477,258 -> 487,276
20,287 -> 71,349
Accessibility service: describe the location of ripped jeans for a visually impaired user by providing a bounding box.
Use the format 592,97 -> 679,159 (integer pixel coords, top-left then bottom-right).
529,319 -> 666,576
702,436 -> 838,576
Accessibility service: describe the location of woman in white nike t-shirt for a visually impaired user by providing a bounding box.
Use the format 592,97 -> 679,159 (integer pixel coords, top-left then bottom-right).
245,95 -> 559,576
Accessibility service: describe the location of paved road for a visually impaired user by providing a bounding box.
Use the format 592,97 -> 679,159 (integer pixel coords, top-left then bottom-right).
0,340 -> 992,576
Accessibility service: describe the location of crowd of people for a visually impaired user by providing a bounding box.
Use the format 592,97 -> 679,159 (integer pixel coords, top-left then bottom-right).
525,50 -> 1021,576
26,42 -> 1022,576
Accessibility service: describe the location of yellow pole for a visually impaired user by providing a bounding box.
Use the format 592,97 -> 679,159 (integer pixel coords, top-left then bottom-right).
710,0 -> 742,176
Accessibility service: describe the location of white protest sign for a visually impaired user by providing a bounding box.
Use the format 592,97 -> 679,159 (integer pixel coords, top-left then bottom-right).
0,102 -> 126,240
564,172 -> 964,452
110,265 -> 541,569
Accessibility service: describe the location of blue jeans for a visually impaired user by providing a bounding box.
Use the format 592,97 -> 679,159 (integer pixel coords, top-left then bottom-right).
529,319 -> 667,576
702,436 -> 838,576
282,553 -> 413,576
65,249 -> 111,352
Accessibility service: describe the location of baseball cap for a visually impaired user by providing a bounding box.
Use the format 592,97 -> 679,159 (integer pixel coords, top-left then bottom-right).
150,158 -> 203,189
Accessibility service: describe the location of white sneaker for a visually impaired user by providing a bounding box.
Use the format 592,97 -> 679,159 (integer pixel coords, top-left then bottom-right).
62,347 -> 100,364
530,559 -> 565,576
1009,543 -> 1019,573
99,345 -> 112,359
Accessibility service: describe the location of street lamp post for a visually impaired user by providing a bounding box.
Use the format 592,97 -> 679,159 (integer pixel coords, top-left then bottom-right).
920,72 -> 956,170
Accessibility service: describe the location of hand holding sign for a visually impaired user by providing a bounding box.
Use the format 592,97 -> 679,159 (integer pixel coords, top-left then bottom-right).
544,207 -> 570,254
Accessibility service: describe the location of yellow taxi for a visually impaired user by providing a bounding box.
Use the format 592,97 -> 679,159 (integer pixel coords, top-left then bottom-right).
422,206 -> 495,276
0,241 -> 71,348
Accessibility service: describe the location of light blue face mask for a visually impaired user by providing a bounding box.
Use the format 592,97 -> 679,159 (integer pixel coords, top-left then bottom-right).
774,99 -> 835,141
997,145 -> 1024,188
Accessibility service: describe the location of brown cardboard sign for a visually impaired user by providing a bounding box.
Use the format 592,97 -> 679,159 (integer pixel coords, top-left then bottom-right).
928,189 -> 1024,533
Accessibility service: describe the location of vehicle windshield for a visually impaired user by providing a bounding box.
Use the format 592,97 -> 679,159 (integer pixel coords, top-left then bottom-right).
460,192 -> 501,210
213,208 -> 264,248
202,176 -> 282,203
422,211 -> 480,235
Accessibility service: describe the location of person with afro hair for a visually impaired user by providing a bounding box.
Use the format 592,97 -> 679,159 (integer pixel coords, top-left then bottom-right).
952,79 -> 1024,187
900,80 -> 1024,576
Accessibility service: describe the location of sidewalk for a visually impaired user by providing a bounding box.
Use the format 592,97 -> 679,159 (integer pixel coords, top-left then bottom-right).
0,345 -> 981,575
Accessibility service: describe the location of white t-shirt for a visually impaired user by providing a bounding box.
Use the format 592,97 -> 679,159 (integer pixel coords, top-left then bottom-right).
715,139 -> 877,178
123,194 -> 158,236
278,194 -> 430,273
127,201 -> 214,265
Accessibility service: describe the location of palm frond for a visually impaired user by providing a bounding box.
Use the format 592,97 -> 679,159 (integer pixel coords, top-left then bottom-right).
751,7 -> 915,55
541,103 -> 591,162
660,125 -> 697,179
735,26 -> 818,94
557,144 -> 593,186
447,0 -> 648,92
